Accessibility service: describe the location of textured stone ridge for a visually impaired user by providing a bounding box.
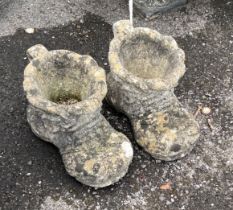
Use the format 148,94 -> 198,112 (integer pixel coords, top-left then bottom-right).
23,44 -> 133,188
107,20 -> 200,161
133,0 -> 188,18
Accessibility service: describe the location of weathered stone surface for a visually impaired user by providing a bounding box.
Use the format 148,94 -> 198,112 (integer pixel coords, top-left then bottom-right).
107,20 -> 200,161
23,44 -> 133,188
133,0 -> 188,18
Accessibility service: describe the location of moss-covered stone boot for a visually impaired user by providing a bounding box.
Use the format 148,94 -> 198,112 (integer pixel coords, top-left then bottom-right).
107,20 -> 199,161
23,44 -> 133,188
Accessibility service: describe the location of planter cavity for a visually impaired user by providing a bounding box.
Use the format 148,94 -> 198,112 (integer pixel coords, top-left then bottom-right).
107,20 -> 200,161
23,44 -> 133,188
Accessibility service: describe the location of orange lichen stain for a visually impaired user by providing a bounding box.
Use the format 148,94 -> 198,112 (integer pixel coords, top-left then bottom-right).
163,129 -> 177,142
137,132 -> 158,154
156,112 -> 177,142
84,159 -> 95,175
148,140 -> 157,153
137,136 -> 147,147
156,112 -> 169,130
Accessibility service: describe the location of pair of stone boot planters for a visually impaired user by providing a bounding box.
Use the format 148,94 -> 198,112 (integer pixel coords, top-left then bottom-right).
23,20 -> 199,188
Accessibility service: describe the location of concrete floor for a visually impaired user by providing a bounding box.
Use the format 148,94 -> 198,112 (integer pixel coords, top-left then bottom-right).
0,0 -> 232,209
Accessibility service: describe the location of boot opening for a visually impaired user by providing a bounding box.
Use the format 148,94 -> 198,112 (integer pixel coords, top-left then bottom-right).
32,51 -> 95,105
119,34 -> 173,80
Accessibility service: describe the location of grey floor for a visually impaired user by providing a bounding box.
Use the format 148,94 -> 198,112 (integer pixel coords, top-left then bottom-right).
0,0 -> 232,209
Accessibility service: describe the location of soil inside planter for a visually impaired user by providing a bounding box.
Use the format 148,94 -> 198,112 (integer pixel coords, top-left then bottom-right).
54,94 -> 81,105
56,97 -> 80,105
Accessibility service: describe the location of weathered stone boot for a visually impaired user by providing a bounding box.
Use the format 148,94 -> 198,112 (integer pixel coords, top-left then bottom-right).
107,20 -> 199,161
133,0 -> 188,18
23,44 -> 133,188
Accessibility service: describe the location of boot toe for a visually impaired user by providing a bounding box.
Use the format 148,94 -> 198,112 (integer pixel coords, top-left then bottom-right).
134,108 -> 199,161
62,132 -> 133,188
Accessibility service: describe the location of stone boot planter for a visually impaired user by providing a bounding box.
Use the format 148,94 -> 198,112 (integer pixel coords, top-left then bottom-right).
107,20 -> 200,161
133,0 -> 188,18
23,44 -> 133,188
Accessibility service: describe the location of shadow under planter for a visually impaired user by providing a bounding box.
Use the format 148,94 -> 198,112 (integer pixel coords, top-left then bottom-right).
23,44 -> 133,188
